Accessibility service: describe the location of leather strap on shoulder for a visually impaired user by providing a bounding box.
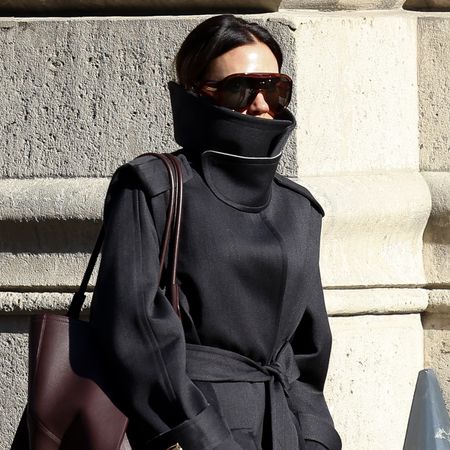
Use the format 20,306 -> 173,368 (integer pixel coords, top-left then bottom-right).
67,153 -> 183,320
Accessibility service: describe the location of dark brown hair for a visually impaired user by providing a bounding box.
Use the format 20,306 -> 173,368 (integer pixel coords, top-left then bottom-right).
176,15 -> 284,90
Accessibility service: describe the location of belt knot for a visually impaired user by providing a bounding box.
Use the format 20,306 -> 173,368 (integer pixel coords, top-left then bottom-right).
260,361 -> 291,392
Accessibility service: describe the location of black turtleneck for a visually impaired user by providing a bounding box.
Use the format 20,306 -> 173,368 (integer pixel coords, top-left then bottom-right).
169,81 -> 296,212
169,81 -> 296,158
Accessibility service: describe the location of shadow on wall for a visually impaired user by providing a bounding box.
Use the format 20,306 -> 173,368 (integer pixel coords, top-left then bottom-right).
0,219 -> 101,254
0,0 -> 281,15
403,0 -> 450,10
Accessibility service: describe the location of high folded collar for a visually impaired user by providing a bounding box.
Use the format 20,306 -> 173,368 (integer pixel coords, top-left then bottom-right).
169,81 -> 296,212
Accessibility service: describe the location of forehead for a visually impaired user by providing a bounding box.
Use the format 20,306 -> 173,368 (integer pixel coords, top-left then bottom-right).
205,42 -> 279,80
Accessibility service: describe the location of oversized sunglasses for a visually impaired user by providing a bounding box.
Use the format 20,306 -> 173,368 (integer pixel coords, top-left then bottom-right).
197,73 -> 293,116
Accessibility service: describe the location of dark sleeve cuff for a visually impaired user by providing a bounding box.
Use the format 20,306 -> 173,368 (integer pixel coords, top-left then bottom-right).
300,414 -> 342,450
146,404 -> 232,450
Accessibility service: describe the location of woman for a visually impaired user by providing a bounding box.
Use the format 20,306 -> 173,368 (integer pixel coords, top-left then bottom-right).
91,14 -> 341,450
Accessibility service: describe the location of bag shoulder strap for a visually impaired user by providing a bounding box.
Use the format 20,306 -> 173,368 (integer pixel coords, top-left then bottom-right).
67,152 -> 183,319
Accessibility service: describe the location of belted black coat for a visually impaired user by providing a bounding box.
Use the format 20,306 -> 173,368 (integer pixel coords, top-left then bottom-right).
90,83 -> 341,450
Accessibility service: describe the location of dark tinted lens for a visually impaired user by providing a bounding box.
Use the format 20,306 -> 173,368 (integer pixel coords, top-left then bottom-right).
218,77 -> 253,110
275,76 -> 292,108
255,77 -> 291,113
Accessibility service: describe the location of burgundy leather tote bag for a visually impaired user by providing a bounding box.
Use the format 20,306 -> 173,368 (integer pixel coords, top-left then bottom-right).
11,153 -> 184,450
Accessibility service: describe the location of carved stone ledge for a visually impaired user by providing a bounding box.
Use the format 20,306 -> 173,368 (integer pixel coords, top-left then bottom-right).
422,172 -> 450,286
0,178 -> 108,221
301,173 -> 431,288
0,288 -> 429,316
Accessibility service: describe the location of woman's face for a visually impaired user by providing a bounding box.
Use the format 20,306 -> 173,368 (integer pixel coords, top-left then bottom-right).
203,42 -> 279,120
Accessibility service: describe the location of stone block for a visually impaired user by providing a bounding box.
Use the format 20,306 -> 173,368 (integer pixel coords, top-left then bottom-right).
422,311 -> 450,413
326,314 -> 423,450
283,11 -> 418,176
0,317 -> 29,449
418,15 -> 450,171
0,17 -> 191,178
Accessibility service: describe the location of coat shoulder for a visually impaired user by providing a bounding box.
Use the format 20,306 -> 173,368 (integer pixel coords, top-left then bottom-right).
274,173 -> 325,217
112,152 -> 193,198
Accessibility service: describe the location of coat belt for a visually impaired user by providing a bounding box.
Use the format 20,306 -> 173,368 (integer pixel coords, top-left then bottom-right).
185,341 -> 301,450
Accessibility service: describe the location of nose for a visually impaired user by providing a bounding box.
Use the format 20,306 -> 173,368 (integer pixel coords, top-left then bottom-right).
246,91 -> 271,117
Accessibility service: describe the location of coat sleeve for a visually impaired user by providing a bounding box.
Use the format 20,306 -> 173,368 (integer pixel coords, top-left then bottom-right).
286,206 -> 342,450
90,166 -> 239,450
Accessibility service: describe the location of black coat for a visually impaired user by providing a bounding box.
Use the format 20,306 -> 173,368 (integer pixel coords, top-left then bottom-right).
90,83 -> 341,450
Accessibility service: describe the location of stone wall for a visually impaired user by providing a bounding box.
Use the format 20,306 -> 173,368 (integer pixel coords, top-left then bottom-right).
0,6 -> 449,450
418,15 -> 450,415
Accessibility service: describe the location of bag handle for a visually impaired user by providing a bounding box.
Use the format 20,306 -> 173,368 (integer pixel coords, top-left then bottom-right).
67,153 -> 183,319
156,153 -> 183,318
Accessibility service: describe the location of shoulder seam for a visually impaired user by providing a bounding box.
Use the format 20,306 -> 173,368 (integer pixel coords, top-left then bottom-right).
121,153 -> 193,198
126,153 -> 160,167
274,173 -> 325,217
